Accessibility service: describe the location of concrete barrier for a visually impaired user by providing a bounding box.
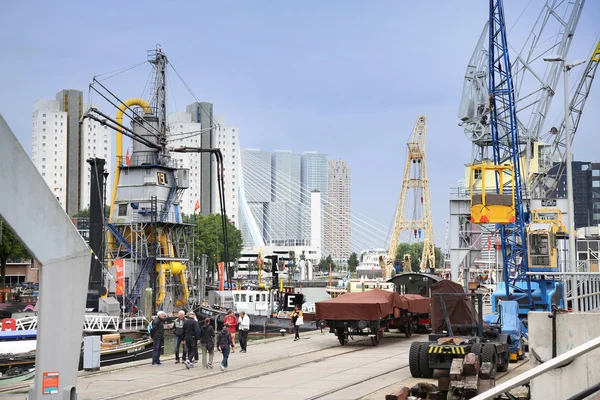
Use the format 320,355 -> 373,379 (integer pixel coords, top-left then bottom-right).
528,311 -> 600,398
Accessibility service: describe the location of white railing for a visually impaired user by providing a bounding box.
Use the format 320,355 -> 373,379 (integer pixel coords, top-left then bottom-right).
83,315 -> 120,332
527,272 -> 600,312
14,314 -> 148,333
471,335 -> 600,400
15,316 -> 37,330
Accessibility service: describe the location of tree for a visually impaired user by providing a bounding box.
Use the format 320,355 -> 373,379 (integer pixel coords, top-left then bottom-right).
325,255 -> 337,272
190,214 -> 243,278
0,220 -> 31,285
347,252 -> 359,272
318,258 -> 328,272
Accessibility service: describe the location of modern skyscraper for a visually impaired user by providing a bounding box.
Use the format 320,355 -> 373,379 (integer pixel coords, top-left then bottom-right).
267,151 -> 302,244
324,159 -> 351,262
31,100 -> 68,208
168,112 -> 240,225
240,149 -> 272,246
301,152 -> 328,203
56,89 -> 83,215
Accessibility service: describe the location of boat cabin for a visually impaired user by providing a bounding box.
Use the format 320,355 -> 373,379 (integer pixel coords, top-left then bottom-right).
387,273 -> 442,298
208,290 -> 274,316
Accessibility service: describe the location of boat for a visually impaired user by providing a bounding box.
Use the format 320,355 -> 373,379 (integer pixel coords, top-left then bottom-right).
356,249 -> 387,279
197,289 -> 316,333
78,333 -> 156,369
0,367 -> 35,385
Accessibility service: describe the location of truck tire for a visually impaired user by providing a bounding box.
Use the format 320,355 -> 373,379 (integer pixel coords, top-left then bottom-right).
419,343 -> 435,378
470,343 -> 482,362
481,344 -> 498,377
405,322 -> 412,338
409,342 -> 422,378
337,329 -> 347,346
497,350 -> 509,372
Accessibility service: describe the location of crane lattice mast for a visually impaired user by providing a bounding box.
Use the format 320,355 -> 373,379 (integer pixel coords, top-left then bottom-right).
488,0 -> 531,308
384,116 -> 435,278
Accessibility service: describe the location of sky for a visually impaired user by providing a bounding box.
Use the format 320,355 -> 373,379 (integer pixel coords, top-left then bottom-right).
0,1 -> 598,251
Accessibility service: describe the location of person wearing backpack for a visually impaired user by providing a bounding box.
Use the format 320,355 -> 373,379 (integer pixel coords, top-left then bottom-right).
150,311 -> 166,365
217,323 -> 235,371
199,318 -> 215,369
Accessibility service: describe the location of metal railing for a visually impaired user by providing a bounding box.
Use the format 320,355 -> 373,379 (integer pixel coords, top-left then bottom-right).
14,315 -> 148,332
471,335 -> 600,400
83,315 -> 120,332
526,272 -> 600,312
15,316 -> 37,330
121,316 -> 149,331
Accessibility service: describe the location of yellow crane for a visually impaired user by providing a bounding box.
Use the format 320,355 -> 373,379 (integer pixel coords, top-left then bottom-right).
380,116 -> 435,279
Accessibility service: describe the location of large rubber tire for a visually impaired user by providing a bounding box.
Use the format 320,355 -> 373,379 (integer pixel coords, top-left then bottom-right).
409,342 -> 422,378
471,343 -> 482,358
419,343 -> 435,378
498,350 -> 509,372
481,344 -> 498,378
370,337 -> 378,346
337,329 -> 347,346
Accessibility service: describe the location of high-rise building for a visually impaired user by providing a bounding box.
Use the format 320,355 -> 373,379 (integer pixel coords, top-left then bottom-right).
32,91 -> 109,214
300,152 -> 328,245
324,159 -> 351,262
550,161 -> 600,228
186,102 -> 214,217
301,152 -> 328,203
240,149 -> 272,246
31,100 -> 68,208
56,89 -> 83,215
266,151 -> 302,244
80,111 -> 113,210
167,112 -> 240,225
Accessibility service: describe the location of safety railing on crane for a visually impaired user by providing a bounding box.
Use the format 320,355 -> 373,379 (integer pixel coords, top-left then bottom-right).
526,272 -> 600,313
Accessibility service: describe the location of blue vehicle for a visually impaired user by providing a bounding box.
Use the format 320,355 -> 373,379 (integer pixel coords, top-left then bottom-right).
484,300 -> 526,362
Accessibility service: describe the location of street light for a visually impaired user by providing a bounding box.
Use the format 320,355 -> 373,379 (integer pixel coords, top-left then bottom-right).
544,55 -> 586,312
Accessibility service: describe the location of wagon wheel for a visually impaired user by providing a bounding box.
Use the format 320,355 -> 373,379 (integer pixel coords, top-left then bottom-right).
405,322 -> 412,338
370,336 -> 378,346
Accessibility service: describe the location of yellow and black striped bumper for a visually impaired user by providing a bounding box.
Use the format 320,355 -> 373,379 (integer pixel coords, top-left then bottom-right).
428,345 -> 466,355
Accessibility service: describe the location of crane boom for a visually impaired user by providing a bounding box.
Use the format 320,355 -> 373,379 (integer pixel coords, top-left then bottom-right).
532,40 -> 600,197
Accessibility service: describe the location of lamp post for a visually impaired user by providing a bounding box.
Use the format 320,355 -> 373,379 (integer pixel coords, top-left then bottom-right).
543,56 -> 586,312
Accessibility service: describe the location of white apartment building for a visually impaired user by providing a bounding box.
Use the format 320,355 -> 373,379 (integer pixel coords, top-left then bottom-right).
31,100 -> 68,209
167,112 -> 240,227
324,159 -> 351,263
80,112 -> 113,210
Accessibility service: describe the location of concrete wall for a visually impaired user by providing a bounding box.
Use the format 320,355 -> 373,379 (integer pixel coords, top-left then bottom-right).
528,311 -> 600,398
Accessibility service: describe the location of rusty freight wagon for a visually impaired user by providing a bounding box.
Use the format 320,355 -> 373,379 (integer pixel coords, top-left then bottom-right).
315,289 -> 430,346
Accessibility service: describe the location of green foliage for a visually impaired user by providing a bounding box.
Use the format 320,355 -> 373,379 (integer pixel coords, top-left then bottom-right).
71,206 -> 110,218
188,214 -> 243,272
394,242 -> 442,273
347,252 -> 359,272
0,220 -> 31,285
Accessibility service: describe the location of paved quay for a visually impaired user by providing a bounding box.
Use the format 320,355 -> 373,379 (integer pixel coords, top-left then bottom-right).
0,330 -> 529,400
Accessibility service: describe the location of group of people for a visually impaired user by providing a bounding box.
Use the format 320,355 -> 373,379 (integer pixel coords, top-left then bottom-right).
149,305 -> 303,371
149,308 -> 251,371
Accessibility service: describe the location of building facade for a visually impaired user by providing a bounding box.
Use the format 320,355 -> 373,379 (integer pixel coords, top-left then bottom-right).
324,159 -> 351,263
167,111 -> 240,226
31,100 -> 68,208
240,149 -> 272,246
550,161 -> 600,228
56,89 -> 83,216
301,152 -> 328,203
80,114 -> 113,210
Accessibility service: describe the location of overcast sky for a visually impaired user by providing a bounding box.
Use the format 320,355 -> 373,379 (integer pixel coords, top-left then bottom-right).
1,1 -> 598,250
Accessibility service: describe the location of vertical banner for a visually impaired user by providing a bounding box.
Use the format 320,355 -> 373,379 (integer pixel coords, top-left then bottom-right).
218,262 -> 224,291
114,259 -> 124,296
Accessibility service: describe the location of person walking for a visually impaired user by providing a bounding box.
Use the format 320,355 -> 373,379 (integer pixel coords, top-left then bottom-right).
199,318 -> 215,369
150,310 -> 166,365
238,311 -> 250,353
224,309 -> 238,352
217,323 -> 235,371
173,310 -> 186,364
182,311 -> 199,369
290,306 -> 303,341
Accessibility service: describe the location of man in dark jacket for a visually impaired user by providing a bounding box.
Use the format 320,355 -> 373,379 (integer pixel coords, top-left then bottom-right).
173,310 -> 186,364
199,318 -> 215,369
217,323 -> 235,371
150,310 -> 166,365
182,312 -> 199,369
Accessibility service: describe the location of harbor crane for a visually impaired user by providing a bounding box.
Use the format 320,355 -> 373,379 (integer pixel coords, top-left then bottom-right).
381,116 -> 435,279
